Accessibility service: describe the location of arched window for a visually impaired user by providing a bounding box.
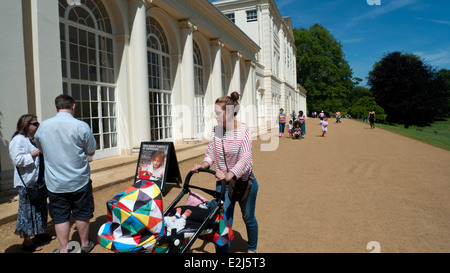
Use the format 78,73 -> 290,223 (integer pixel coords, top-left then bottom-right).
146,17 -> 172,141
59,0 -> 117,153
193,40 -> 205,139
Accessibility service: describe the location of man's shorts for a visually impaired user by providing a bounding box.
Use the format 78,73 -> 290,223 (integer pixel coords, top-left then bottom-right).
48,180 -> 94,224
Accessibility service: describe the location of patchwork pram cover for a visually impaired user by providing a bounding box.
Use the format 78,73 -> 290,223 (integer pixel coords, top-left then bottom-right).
98,180 -> 164,252
200,211 -> 234,247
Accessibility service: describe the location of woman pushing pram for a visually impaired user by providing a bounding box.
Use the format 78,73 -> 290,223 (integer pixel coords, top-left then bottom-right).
292,119 -> 302,139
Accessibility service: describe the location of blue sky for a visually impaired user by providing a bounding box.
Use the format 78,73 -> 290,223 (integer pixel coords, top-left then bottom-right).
275,0 -> 450,86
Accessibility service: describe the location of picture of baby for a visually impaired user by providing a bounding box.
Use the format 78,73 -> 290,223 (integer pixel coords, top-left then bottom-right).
134,142 -> 182,192
138,149 -> 166,183
141,150 -> 166,181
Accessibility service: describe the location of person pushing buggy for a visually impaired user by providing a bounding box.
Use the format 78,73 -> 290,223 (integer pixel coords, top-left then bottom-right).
292,119 -> 302,139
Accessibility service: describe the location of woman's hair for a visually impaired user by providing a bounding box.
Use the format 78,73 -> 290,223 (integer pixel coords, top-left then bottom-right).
12,114 -> 37,139
215,91 -> 241,116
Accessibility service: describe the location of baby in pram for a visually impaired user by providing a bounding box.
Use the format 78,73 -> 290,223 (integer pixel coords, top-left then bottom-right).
98,170 -> 232,253
292,119 -> 302,139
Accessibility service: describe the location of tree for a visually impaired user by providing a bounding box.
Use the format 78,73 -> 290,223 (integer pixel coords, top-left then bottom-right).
368,52 -> 448,128
347,96 -> 386,122
437,69 -> 450,119
294,24 -> 353,114
349,86 -> 372,105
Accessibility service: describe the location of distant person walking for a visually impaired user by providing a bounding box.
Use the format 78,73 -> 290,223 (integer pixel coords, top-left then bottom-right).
278,108 -> 286,137
321,117 -> 329,137
318,111 -> 325,125
368,109 -> 376,129
290,110 -> 297,122
298,110 -> 306,137
34,94 -> 97,253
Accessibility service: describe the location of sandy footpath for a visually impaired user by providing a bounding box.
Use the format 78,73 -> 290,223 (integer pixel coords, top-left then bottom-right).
1,118 -> 449,253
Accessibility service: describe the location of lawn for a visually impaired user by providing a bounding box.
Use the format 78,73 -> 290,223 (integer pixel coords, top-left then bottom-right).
372,119 -> 450,151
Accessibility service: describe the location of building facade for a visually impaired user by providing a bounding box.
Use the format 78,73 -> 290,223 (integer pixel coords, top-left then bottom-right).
212,0 -> 307,126
0,0 -> 305,198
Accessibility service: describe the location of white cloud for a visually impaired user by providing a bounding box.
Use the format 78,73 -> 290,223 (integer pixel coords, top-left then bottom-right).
415,50 -> 450,67
431,19 -> 450,26
349,0 -> 419,25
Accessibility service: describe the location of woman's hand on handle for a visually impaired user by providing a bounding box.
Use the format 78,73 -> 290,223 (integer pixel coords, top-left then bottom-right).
190,164 -> 203,173
191,162 -> 210,173
216,170 -> 235,182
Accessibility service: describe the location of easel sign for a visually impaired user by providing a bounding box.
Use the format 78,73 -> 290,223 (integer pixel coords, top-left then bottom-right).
134,142 -> 182,192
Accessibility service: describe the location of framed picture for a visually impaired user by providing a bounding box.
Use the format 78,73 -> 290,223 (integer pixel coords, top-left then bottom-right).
134,142 -> 181,192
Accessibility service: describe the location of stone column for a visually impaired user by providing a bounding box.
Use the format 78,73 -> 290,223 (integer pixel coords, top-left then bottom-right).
179,19 -> 197,140
210,39 -> 224,100
128,0 -> 150,147
231,51 -> 241,94
244,60 -> 257,129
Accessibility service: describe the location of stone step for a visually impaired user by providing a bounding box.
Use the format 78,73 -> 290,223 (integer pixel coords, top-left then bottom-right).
0,142 -> 209,225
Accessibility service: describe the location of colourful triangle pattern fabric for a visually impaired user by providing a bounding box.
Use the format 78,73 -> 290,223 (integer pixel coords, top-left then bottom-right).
98,180 -> 164,252
200,211 -> 234,247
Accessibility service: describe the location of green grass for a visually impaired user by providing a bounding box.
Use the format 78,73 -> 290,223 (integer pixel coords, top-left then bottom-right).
373,119 -> 450,151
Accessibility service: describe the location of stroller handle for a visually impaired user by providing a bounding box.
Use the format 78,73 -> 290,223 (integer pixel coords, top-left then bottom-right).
184,168 -> 227,202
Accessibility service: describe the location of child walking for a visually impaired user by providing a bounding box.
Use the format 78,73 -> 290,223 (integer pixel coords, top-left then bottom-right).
321,117 -> 328,137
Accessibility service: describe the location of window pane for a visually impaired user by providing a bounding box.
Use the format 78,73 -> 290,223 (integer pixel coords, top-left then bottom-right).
102,102 -> 109,116
102,118 -> 110,132
81,85 -> 90,100
91,102 -> 99,118
82,102 -> 90,118
92,119 -> 99,134
80,64 -> 88,80
111,133 -> 117,147
90,86 -> 98,101
70,61 -> 79,79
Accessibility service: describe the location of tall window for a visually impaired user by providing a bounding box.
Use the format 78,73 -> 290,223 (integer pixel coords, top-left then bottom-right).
147,17 -> 172,141
193,40 -> 205,139
59,0 -> 117,152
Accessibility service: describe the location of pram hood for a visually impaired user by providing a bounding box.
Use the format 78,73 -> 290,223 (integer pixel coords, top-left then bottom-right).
98,180 -> 164,252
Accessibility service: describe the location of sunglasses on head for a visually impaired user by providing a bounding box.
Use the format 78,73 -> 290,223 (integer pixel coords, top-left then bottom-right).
29,121 -> 40,126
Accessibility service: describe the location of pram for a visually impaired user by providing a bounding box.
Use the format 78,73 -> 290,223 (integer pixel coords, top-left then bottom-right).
97,168 -> 231,253
292,120 -> 302,139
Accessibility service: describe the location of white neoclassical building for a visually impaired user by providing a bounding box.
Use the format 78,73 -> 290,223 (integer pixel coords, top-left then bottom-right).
0,0 -> 305,197
212,0 -> 307,126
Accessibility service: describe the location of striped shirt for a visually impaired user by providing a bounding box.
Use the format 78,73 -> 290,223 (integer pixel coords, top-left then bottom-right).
203,123 -> 253,181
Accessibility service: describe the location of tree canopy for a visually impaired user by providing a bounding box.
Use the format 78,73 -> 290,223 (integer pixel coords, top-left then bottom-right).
347,96 -> 386,122
293,24 -> 353,114
368,51 -> 449,128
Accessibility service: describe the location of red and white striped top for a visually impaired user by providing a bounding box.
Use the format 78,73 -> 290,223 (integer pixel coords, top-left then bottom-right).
203,123 -> 253,181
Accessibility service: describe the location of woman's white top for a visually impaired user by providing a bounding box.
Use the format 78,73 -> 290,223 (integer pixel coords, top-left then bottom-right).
9,134 -> 40,187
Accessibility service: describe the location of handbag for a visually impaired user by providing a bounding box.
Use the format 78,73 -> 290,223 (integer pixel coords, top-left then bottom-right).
16,160 -> 47,204
221,139 -> 252,202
